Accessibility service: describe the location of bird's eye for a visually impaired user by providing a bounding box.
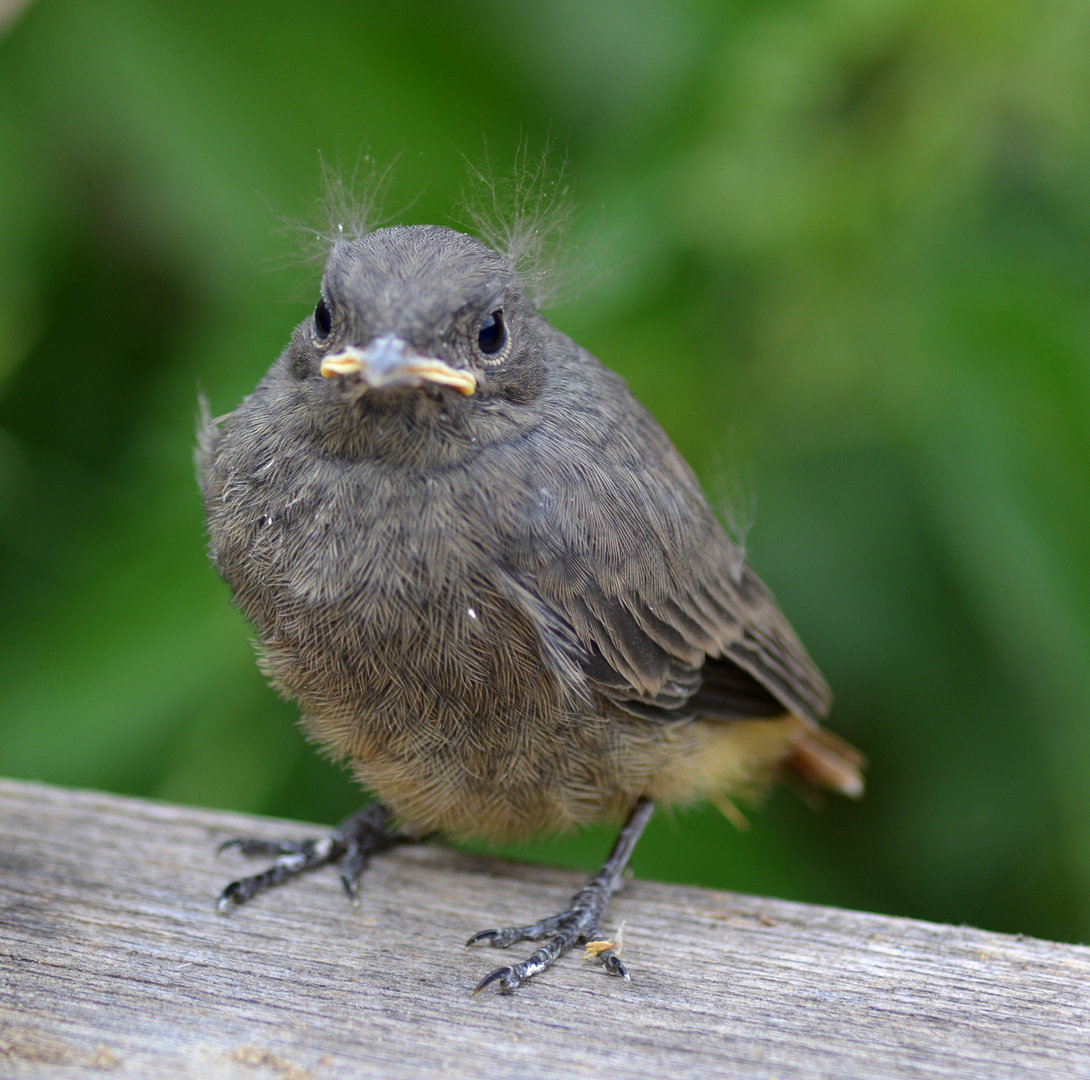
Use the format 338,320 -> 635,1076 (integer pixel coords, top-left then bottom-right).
477,310 -> 507,356
314,297 -> 332,340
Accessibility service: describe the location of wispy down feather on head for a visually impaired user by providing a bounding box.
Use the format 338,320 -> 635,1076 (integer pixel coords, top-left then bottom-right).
453,141 -> 579,310
300,152 -> 401,258
292,144 -> 585,312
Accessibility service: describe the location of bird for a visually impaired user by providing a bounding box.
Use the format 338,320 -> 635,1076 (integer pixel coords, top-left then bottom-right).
198,221 -> 864,994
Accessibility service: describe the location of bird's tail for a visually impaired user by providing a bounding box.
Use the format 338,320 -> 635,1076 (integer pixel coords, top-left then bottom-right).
787,725 -> 866,799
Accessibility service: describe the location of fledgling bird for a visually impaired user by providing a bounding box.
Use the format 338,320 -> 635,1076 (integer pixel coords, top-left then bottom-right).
198,221 -> 864,994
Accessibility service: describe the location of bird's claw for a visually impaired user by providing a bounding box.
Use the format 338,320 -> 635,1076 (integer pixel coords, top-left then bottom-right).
212,803 -> 406,912
473,965 -> 519,995
216,879 -> 248,912
472,952 -> 551,995
340,873 -> 360,903
595,948 -> 630,980
470,935 -> 629,995
465,926 -> 528,949
467,906 -> 627,994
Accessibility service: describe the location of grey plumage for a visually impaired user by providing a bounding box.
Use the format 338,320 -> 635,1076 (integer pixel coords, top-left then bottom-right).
200,223 -> 862,990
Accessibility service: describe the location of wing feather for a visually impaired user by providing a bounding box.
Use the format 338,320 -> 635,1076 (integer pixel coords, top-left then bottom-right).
491,339 -> 832,725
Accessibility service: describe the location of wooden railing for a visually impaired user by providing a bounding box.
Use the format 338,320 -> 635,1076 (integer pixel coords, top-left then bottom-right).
2,778 -> 1087,1079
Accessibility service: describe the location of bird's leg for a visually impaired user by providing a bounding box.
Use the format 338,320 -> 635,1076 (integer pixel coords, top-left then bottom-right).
468,797 -> 655,994
216,802 -> 415,910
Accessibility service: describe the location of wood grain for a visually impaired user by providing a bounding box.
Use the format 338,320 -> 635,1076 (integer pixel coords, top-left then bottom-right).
1,777 -> 1087,1079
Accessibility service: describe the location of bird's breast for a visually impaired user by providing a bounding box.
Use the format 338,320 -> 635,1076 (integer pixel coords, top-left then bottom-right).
222,455 -> 575,749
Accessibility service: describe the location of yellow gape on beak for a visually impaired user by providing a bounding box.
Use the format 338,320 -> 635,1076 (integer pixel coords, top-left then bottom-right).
319,333 -> 476,395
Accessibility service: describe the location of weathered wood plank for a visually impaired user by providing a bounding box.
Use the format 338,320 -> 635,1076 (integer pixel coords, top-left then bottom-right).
1,777 -> 1087,1079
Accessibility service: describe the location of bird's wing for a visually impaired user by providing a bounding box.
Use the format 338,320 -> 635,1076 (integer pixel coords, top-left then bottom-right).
493,363 -> 831,725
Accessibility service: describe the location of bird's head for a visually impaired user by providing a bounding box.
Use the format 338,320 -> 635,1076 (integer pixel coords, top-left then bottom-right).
271,225 -> 549,461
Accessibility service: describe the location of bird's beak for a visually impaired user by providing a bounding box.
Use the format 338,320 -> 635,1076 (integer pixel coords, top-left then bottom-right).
320,333 -> 476,396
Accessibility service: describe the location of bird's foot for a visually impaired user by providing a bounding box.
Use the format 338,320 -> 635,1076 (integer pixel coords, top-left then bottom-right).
466,798 -> 654,995
216,802 -> 409,910
467,877 -> 628,994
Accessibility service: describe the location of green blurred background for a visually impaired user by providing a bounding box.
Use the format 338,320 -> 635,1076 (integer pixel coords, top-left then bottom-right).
2,0 -> 1089,945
